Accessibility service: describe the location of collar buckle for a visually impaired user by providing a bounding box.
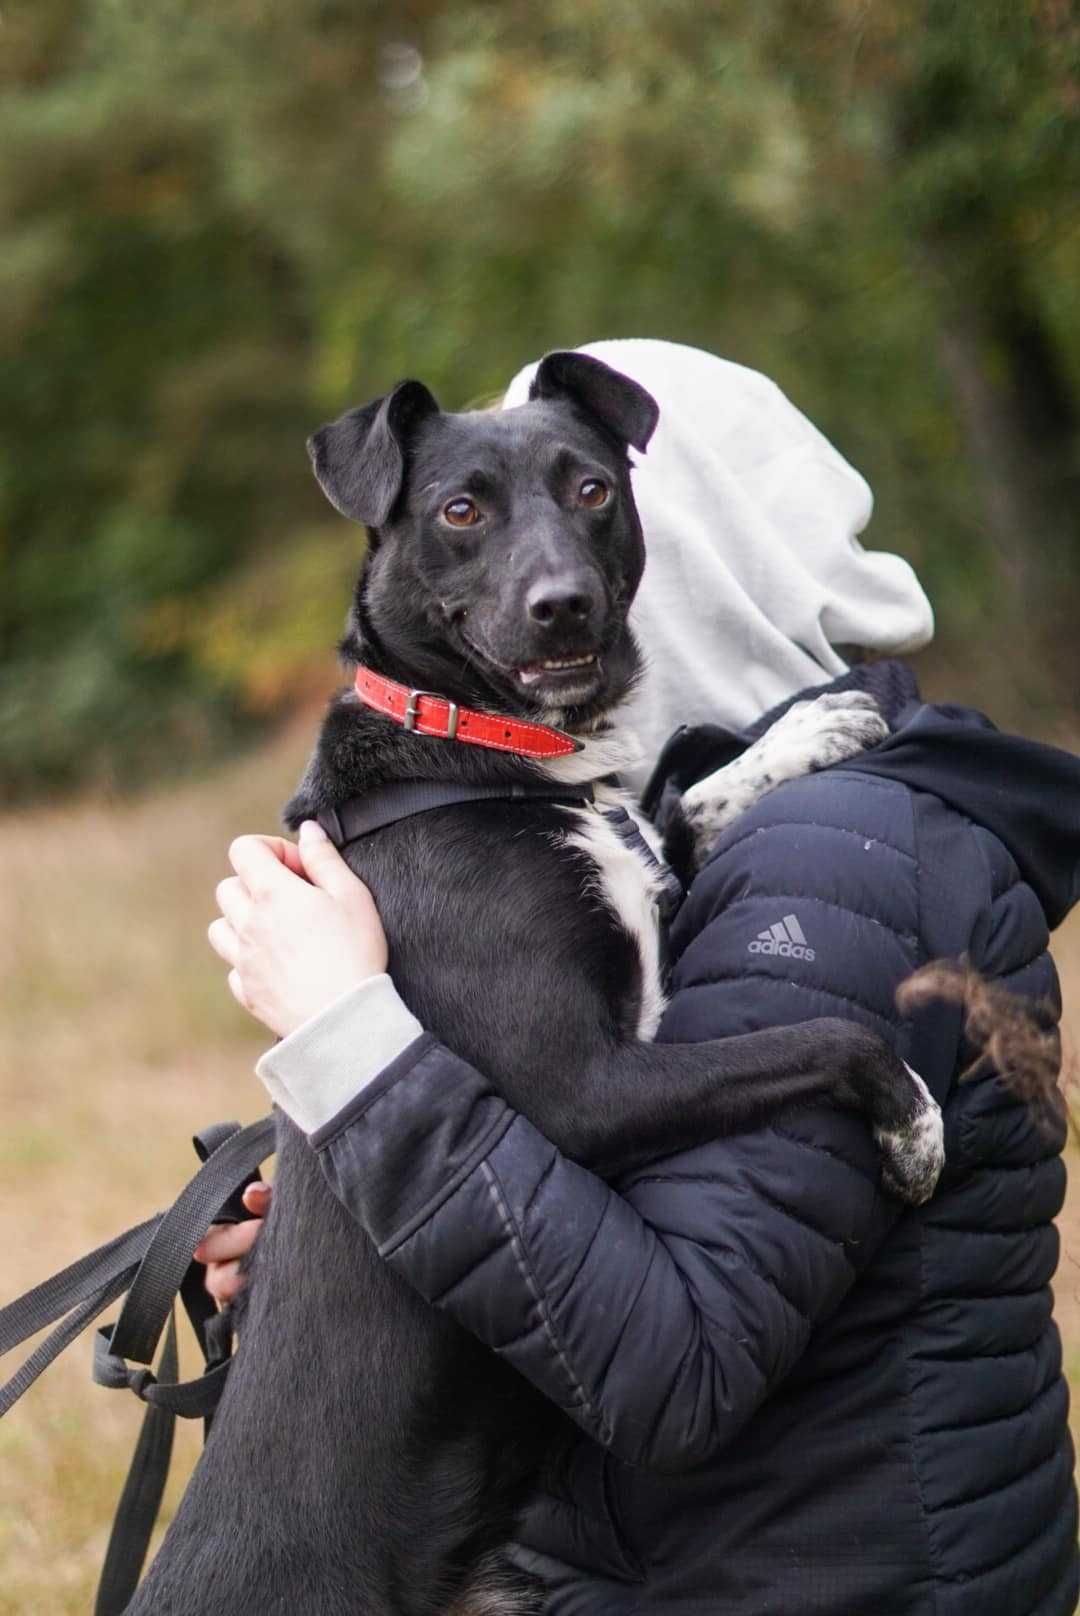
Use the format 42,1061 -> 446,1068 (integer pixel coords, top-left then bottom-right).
404,689 -> 460,741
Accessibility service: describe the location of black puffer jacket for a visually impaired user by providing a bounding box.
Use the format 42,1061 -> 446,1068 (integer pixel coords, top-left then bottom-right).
315,664 -> 1080,1614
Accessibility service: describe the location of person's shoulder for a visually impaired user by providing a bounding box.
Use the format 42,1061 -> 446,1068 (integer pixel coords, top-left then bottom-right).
676,765 -> 923,935
715,763 -> 920,860
667,761 -> 990,995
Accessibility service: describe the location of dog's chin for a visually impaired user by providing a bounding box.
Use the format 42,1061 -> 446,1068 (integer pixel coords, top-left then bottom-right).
516,665 -> 637,736
502,655 -> 620,715
456,628 -> 638,728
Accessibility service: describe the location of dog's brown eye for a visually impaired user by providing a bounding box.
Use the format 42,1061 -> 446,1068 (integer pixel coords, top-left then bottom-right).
443,498 -> 481,528
578,479 -> 610,509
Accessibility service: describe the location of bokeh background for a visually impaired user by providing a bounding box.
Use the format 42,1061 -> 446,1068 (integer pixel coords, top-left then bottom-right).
1,2 -> 1078,1610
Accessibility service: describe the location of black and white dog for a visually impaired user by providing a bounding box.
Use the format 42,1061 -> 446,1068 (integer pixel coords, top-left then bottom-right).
130,352 -> 942,1615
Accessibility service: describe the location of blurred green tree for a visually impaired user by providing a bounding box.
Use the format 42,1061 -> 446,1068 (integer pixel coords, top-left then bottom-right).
1,0 -> 1076,797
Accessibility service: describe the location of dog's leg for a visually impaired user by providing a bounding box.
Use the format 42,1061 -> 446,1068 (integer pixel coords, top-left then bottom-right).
676,691 -> 889,869
536,1017 -> 943,1205
446,1552 -> 546,1616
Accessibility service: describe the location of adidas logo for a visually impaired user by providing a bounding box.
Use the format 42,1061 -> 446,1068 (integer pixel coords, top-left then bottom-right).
748,913 -> 816,961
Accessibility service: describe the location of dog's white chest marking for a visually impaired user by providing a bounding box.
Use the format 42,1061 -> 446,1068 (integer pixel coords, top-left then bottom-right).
538,724 -> 669,1039
559,783 -> 668,1041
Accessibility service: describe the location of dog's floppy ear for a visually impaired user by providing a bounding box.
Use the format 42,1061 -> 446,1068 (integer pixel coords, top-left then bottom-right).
307,380 -> 439,529
529,351 -> 659,454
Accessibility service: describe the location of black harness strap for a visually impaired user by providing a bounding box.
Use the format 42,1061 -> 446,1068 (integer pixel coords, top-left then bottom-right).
318,777 -> 595,846
597,803 -> 684,922
318,777 -> 684,918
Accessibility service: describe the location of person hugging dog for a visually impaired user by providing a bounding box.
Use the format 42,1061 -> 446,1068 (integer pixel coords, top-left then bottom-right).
205,340 -> 1080,1616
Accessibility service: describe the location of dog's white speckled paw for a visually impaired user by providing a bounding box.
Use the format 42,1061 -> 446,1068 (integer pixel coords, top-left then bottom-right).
760,690 -> 890,774
680,690 -> 890,859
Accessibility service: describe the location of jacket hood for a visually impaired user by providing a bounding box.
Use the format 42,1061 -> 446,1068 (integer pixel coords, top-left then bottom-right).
646,660 -> 1080,932
857,701 -> 1080,933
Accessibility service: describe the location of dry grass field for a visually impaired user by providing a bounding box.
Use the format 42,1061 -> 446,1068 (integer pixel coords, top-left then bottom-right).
2,716 -> 1078,1615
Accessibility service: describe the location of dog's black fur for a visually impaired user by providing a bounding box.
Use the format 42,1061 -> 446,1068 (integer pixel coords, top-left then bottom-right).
129,354 -> 935,1615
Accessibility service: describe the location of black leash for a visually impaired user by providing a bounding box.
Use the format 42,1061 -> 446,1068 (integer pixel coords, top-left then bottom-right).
0,1114 -> 276,1614
0,785 -> 679,1607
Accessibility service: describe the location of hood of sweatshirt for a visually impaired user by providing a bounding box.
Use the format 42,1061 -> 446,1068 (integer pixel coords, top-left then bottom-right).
645,659 -> 1080,932
503,339 -> 934,789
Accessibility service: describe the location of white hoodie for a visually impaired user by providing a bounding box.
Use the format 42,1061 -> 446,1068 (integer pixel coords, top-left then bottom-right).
505,339 -> 934,787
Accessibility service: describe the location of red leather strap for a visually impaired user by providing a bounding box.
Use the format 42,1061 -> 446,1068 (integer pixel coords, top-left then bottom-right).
352,668 -> 583,760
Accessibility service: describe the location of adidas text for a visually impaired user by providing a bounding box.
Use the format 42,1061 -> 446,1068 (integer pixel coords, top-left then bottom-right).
748,914 -> 816,962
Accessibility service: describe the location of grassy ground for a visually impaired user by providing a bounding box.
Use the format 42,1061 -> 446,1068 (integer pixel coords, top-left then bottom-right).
2,715 -> 1079,1614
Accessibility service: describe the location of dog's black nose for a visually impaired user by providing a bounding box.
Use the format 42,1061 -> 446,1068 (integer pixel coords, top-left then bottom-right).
526,577 -> 596,630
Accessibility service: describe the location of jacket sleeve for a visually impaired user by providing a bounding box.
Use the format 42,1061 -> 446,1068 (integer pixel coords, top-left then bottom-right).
312,770 -> 965,1471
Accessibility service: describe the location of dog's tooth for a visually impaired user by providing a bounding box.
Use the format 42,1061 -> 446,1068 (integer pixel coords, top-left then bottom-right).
521,653 -> 598,678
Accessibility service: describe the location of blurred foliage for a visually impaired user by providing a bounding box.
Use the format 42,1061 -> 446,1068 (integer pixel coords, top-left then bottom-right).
2,0 -> 1078,797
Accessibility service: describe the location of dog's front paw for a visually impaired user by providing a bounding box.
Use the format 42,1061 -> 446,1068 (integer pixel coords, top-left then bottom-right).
874,1066 -> 945,1206
679,690 -> 888,865
757,690 -> 889,775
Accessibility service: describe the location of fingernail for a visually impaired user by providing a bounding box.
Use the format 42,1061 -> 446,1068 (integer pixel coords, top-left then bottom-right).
299,819 -> 327,844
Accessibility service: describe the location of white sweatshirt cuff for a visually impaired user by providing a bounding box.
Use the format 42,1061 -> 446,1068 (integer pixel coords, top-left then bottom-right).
255,974 -> 423,1135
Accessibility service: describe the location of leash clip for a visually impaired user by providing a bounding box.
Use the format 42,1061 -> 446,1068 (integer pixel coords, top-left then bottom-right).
404,688 -> 460,741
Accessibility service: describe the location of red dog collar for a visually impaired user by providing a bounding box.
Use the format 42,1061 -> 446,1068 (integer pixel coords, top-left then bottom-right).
352,667 -> 584,760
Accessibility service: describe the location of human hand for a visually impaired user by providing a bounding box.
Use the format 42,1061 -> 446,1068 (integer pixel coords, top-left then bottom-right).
208,821 -> 389,1039
195,1181 -> 272,1306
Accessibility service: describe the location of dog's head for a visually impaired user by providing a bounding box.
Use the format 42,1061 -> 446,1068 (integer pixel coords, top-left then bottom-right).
307,351 -> 659,726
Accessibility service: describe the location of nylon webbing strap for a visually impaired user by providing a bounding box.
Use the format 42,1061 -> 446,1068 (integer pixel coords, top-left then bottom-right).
319,780 -> 684,921
0,1219 -> 159,1415
0,1112 -> 277,1615
93,1311 -> 180,1616
319,778 -> 595,847
0,1264 -> 140,1417
106,1115 -> 275,1367
599,804 -> 684,920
